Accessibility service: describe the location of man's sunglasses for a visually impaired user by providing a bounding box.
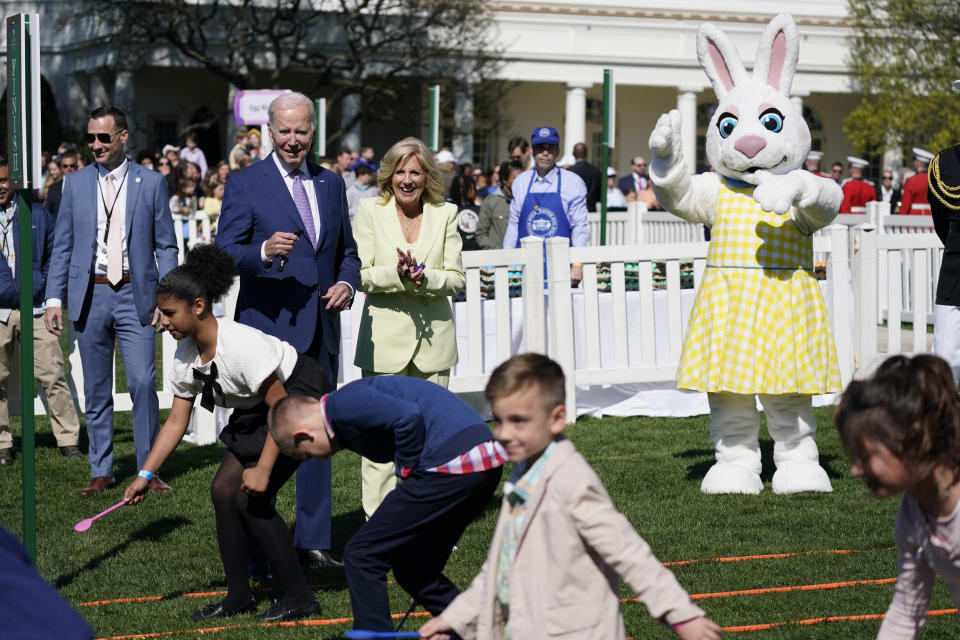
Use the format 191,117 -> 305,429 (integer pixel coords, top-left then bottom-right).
84,130 -> 124,144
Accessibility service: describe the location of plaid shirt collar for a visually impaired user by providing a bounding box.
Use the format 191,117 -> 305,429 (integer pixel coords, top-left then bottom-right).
504,440 -> 558,507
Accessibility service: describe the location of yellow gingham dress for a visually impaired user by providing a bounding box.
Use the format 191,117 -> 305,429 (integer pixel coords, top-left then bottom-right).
676,179 -> 842,394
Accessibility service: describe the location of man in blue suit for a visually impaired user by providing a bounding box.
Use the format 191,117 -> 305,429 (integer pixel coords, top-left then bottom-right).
215,92 -> 360,571
44,106 -> 179,495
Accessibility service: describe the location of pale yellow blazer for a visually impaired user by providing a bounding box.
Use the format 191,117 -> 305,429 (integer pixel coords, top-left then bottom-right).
440,439 -> 705,640
353,196 -> 465,374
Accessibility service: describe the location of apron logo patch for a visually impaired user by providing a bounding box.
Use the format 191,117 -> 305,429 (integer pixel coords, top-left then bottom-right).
526,207 -> 559,237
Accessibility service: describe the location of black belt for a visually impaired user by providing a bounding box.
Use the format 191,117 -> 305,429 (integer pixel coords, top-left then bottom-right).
93,275 -> 131,285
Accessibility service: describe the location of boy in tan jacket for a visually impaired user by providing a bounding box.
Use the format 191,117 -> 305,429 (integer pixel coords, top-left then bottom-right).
419,353 -> 722,640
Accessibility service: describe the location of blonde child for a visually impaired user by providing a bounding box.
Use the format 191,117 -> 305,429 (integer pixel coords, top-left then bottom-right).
835,354 -> 960,638
419,353 -> 722,640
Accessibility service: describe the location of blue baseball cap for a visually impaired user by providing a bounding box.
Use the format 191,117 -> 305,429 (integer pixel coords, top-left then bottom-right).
531,126 -> 560,146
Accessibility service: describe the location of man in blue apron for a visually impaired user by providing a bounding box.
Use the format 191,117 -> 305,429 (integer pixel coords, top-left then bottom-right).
502,126 -> 589,285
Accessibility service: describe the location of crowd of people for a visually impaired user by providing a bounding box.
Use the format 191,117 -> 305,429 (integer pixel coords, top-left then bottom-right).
803,148 -> 935,216
5,87 -> 960,640
3,97 -> 731,639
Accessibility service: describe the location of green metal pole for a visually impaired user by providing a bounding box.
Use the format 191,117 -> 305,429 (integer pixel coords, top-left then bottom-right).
600,69 -> 611,247
18,190 -> 35,563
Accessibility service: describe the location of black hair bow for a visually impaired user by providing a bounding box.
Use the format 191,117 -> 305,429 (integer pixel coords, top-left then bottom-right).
193,362 -> 223,412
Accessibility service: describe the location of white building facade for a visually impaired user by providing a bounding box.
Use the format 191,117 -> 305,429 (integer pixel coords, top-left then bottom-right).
482,0 -> 860,176
2,1 -> 864,179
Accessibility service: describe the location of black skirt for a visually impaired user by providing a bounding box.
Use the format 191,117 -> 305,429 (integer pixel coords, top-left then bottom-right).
218,354 -> 333,462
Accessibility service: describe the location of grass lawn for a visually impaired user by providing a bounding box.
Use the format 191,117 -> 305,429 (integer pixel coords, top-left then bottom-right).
1,407 -> 956,639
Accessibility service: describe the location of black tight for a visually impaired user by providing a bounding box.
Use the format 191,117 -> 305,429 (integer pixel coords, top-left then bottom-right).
210,450 -> 313,609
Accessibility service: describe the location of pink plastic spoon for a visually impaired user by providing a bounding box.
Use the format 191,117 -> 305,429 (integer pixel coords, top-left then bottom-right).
74,500 -> 126,532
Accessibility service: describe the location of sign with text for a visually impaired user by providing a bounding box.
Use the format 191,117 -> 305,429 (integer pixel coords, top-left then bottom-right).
233,89 -> 290,126
6,13 -> 41,189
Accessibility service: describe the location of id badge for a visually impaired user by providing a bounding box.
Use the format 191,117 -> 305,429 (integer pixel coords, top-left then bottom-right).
96,244 -> 109,270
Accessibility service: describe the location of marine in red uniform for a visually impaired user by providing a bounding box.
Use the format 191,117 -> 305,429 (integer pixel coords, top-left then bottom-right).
804,150 -> 830,179
840,156 -> 875,213
899,147 -> 933,215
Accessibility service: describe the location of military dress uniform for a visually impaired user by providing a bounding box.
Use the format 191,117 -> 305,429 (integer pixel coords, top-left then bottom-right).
930,145 -> 960,383
839,177 -> 875,213
900,170 -> 931,215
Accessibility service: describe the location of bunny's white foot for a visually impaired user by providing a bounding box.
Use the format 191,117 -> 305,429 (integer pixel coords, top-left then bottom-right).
771,461 -> 832,494
700,463 -> 763,494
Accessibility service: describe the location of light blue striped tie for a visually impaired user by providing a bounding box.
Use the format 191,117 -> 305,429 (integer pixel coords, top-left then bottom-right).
291,170 -> 317,248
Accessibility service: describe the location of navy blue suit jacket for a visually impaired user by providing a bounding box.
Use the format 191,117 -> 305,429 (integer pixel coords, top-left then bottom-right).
0,199 -> 54,308
215,153 -> 360,364
0,526 -> 93,639
44,162 -> 179,324
324,376 -> 495,475
618,174 -> 638,195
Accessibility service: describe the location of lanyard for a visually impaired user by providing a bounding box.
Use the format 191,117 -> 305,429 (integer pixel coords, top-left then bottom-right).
0,209 -> 11,260
98,167 -> 130,245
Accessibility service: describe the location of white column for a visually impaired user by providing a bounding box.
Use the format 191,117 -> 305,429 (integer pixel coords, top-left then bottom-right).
68,73 -> 91,129
89,71 -> 110,110
114,70 -> 143,153
564,82 -> 590,156
452,84 -> 474,164
340,92 -> 362,154
677,89 -> 698,174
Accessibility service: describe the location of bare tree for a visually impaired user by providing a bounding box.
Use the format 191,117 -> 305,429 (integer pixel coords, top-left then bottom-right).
67,0 -> 507,149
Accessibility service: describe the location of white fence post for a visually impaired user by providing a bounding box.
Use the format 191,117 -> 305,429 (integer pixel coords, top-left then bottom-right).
545,237 -> 576,423
853,225 -> 878,375
521,237 -> 547,354
825,224 -> 853,385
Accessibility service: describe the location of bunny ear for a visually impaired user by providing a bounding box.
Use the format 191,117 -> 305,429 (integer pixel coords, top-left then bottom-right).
753,13 -> 799,94
697,23 -> 748,99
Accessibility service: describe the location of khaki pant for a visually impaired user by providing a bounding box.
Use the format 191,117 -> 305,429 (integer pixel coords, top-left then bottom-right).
360,364 -> 450,520
0,309 -> 80,451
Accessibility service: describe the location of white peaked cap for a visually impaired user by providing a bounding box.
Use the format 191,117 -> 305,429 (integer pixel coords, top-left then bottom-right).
847,156 -> 869,168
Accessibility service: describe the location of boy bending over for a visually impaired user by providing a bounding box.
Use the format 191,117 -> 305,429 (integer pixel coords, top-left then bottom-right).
268,376 -> 505,632
419,354 -> 722,640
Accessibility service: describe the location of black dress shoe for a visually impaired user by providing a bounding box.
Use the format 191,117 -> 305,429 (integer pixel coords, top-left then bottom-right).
0,449 -> 12,466
59,445 -> 84,460
191,596 -> 256,622
253,597 -> 321,622
297,548 -> 344,569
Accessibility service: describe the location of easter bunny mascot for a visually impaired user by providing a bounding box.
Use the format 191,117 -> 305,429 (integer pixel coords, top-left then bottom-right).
649,14 -> 843,495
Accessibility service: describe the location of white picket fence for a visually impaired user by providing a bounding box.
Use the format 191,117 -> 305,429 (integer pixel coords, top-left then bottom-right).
11,207 -> 942,433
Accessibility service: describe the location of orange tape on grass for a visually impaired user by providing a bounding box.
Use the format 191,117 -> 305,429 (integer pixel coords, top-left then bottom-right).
96,612 -> 431,640
690,577 -> 898,600
621,577 -> 897,605
723,608 -> 958,633
662,546 -> 895,567
77,583 -> 338,607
